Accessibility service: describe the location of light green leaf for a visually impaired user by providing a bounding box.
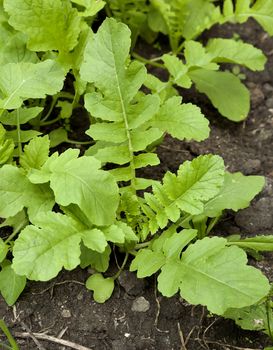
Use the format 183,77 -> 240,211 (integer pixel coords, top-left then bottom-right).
162,54 -> 191,88
0,239 -> 8,262
71,0 -> 105,17
204,172 -> 265,217
49,128 -> 69,147
224,303 -> 273,335
4,0 -> 81,52
0,165 -> 54,220
0,60 -> 65,109
207,38 -> 267,71
20,136 -> 50,170
86,273 -> 114,303
157,260 -> 183,297
80,244 -> 111,272
81,18 -> 162,184
130,249 -> 166,278
153,96 -> 210,141
163,229 -> 197,259
0,32 -> 38,65
189,69 -> 250,121
103,225 -> 125,244
165,237 -> 270,315
6,130 -> 41,143
30,149 -> 119,226
142,155 -> 225,234
0,264 -> 26,305
12,212 -> 85,280
184,40 -> 215,68
81,228 -> 107,253
228,235 -> 273,252
0,123 -> 14,165
0,107 -> 43,125
250,0 -> 273,35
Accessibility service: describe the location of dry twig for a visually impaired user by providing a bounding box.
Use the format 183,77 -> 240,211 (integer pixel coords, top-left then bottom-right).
177,322 -> 187,350
15,332 -> 93,350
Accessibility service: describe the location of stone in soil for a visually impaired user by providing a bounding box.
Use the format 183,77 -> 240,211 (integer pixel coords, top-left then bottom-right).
118,271 -> 146,296
131,297 -> 150,312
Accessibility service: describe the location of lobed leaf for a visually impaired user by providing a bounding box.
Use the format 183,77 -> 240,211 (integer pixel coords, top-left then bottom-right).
0,60 -> 65,109
158,237 -> 270,314
4,0 -> 81,52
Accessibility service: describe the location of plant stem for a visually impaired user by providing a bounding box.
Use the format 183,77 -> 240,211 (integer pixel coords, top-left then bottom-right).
134,241 -> 151,250
65,139 -> 94,146
113,253 -> 129,280
5,220 -> 27,244
132,52 -> 165,68
206,216 -> 221,236
0,320 -> 19,350
40,115 -> 62,126
40,95 -> 58,123
16,109 -> 22,157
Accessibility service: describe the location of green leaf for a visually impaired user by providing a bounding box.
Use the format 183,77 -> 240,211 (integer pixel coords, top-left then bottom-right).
0,60 -> 65,109
48,128 -> 69,147
163,229 -> 197,259
103,224 -> 125,244
81,229 -> 107,253
81,18 -> 170,186
162,54 -> 191,88
4,0 -> 81,52
0,123 -> 14,165
86,273 -> 114,303
228,235 -> 273,252
0,32 -> 38,65
189,69 -> 250,121
0,264 -> 26,305
12,212 -> 86,280
206,38 -> 267,71
130,249 -> 166,278
6,130 -> 41,143
184,41 -> 216,69
80,244 -> 111,272
0,239 -> 8,263
71,0 -> 105,17
0,165 -> 54,220
29,149 -> 119,226
224,303 -> 273,335
153,96 -> 210,141
158,237 -> 270,315
0,107 -> 43,125
20,136 -> 50,170
143,155 -> 225,233
250,0 -> 273,35
204,172 -> 265,217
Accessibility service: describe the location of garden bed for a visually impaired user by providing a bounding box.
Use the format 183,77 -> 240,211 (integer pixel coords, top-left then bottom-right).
0,18 -> 273,350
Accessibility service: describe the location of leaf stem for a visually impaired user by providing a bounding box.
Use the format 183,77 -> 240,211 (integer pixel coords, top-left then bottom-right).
113,253 -> 129,280
40,95 -> 58,123
65,139 -> 94,146
0,320 -> 19,350
4,220 -> 27,244
134,241 -> 151,250
132,52 -> 165,68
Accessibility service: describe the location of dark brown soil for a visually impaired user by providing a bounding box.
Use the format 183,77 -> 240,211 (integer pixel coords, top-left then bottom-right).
1,20 -> 273,350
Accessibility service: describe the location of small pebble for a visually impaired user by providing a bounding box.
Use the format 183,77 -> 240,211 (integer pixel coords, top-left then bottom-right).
263,83 -> 273,93
61,309 -> 71,318
131,297 -> 150,313
266,97 -> 273,109
243,159 -> 261,175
